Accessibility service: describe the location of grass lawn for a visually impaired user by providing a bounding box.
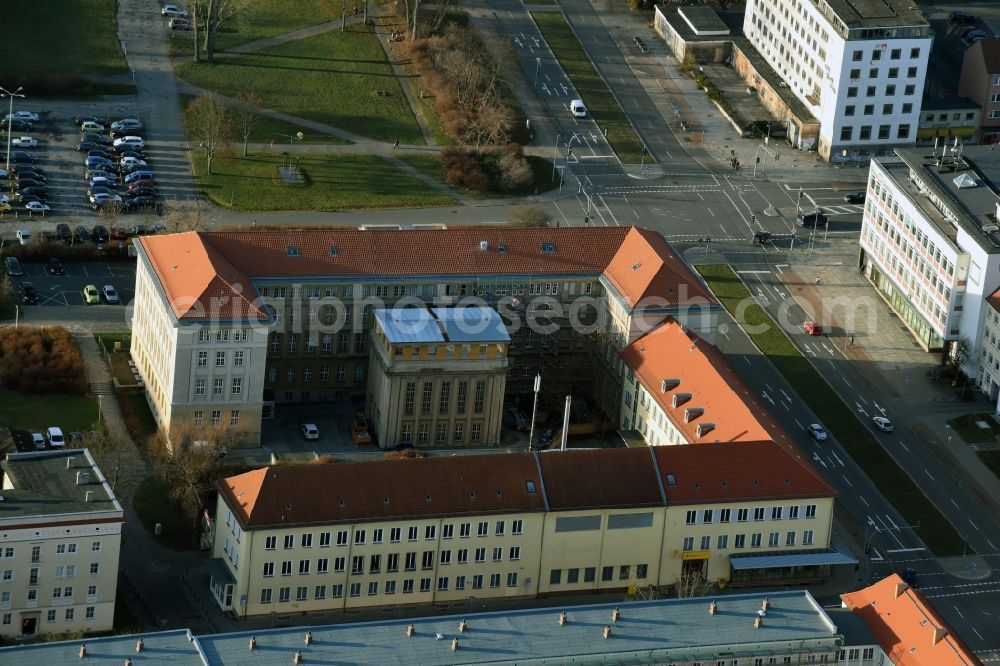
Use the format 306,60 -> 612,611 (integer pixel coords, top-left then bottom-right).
947,413 -> 1000,444
698,264 -> 966,557
117,390 -> 159,444
0,0 -> 126,79
94,331 -> 132,353
0,389 -> 98,432
133,476 -> 199,551
176,26 -> 424,144
179,94 -> 351,146
396,153 -> 560,198
531,12 -> 646,163
978,450 -> 1000,481
191,152 -> 456,211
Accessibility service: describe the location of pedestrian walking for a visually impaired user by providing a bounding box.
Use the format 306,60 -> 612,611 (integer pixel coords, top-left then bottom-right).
393,138 -> 399,149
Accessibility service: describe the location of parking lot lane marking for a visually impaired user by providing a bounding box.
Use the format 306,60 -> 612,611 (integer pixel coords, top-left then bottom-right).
81,265 -> 90,276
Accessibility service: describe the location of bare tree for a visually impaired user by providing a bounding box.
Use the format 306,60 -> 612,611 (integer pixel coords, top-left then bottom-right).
187,94 -> 233,175
508,204 -> 551,228
194,0 -> 255,62
87,426 -> 135,497
675,569 -> 714,598
161,199 -> 216,233
232,90 -> 264,157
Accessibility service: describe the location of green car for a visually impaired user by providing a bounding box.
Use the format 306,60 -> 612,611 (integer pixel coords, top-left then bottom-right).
83,284 -> 100,304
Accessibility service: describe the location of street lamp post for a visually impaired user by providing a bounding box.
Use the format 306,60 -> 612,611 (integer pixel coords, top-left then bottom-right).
1,85 -> 26,172
752,144 -> 778,180
98,395 -> 103,426
551,134 -> 561,181
528,373 -> 541,452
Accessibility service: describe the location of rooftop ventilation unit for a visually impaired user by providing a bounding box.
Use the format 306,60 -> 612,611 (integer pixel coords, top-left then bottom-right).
672,392 -> 692,408
661,378 -> 680,392
683,407 -> 704,423
479,240 -> 489,252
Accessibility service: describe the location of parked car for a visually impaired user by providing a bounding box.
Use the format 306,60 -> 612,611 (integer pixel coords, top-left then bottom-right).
9,150 -> 36,163
55,223 -> 72,242
120,156 -> 148,169
83,284 -> 101,304
161,4 -> 189,17
124,169 -> 154,183
81,132 -> 110,145
75,115 -> 110,127
169,17 -> 192,30
86,156 -> 115,170
110,118 -> 143,133
807,423 -> 828,442
116,148 -> 146,160
87,149 -> 115,161
79,120 -> 105,132
31,432 -> 45,448
752,231 -> 771,245
11,136 -> 37,148
46,427 -> 65,447
17,195 -> 45,207
843,192 -> 865,204
4,256 -> 24,277
797,211 -> 828,228
125,186 -> 156,199
129,224 -> 149,236
93,199 -> 123,214
0,118 -> 33,132
102,285 -> 120,304
92,225 -> 110,243
14,169 -> 46,182
123,196 -> 156,212
24,201 -> 50,215
19,281 -> 39,305
15,178 -> 46,190
74,226 -> 93,243
949,11 -> 976,25
872,416 -> 894,432
90,192 -> 123,207
9,162 -> 43,175
86,169 -> 116,183
803,320 -> 823,336
46,256 -> 65,275
127,178 -> 156,191
6,111 -> 39,123
301,423 -> 319,440
113,136 -> 145,150
88,176 -> 117,191
16,186 -> 47,200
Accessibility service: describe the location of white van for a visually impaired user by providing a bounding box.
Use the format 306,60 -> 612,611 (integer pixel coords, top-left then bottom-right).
570,99 -> 587,118
47,427 -> 65,447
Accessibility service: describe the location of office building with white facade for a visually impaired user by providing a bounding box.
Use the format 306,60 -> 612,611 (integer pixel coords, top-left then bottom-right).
743,0 -> 932,160
859,147 -> 1000,381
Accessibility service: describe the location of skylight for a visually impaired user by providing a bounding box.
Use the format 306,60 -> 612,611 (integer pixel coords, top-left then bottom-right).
540,242 -> 555,253
526,481 -> 536,494
286,246 -> 300,257
666,473 -> 676,486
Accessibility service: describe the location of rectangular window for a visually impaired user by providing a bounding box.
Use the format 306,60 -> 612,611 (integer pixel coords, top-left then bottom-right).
473,381 -> 486,413
284,535 -> 294,549
215,351 -> 226,367
768,532 -> 780,547
584,567 -> 596,583
332,584 -> 344,598
751,533 -> 762,548
512,520 -> 523,535
442,524 -> 454,540
437,576 -> 449,591
420,578 -> 432,593
265,536 -> 276,550
460,523 -> 471,538
354,529 -> 366,545
475,548 -> 486,563
718,535 -> 729,549
387,553 -> 399,572
402,580 -> 414,594
263,562 -> 274,577
735,534 -> 746,549
439,381 -> 451,414
456,382 -> 468,413
455,576 -> 465,590
685,510 -> 697,525
279,587 -> 290,603
803,530 -> 814,545
602,566 -> 613,582
233,350 -> 244,367
314,585 -> 326,600
349,583 -> 361,597
296,586 -> 308,601
786,531 -> 796,546
367,581 -> 378,596
390,528 -> 401,543
317,558 -> 328,574
550,569 -> 562,585
457,549 -> 468,564
319,532 -> 331,548
682,536 -> 694,551
509,546 -> 520,560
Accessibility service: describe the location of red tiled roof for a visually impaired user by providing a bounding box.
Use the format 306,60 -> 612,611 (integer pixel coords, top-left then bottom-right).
987,285 -> 1000,313
842,574 -> 982,666
620,320 -> 774,444
652,440 -> 835,505
138,232 -> 268,321
138,227 -> 714,321
603,228 -> 714,309
536,448 -> 664,510
218,454 -> 546,529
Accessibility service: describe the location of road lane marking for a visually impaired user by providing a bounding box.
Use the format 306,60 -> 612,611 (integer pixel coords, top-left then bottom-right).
969,519 -> 979,531
925,469 -> 934,480
899,440 -> 909,452
859,495 -> 869,507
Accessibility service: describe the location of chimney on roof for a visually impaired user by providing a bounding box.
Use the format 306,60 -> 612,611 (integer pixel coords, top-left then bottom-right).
611,607 -> 621,622
603,625 -> 612,639
661,378 -> 680,392
459,620 -> 467,633
293,650 -> 302,664
696,423 -> 716,438
761,597 -> 770,611
136,639 -> 144,653
559,611 -> 568,626
76,471 -> 90,486
708,601 -> 718,615
451,637 -> 459,651
683,407 -> 704,423
753,615 -> 763,629
932,626 -> 949,646
894,581 -> 909,598
672,393 -> 692,408
479,240 -> 489,252
85,491 -> 96,503
66,456 -> 75,469
406,624 -> 415,637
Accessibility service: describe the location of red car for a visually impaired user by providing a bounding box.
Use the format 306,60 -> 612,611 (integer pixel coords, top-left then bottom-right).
127,179 -> 156,191
803,321 -> 823,336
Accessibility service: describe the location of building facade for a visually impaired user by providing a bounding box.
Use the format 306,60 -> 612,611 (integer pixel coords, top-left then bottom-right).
859,148 -> 1000,366
208,443 -> 838,618
132,228 -> 718,447
367,307 -> 510,449
743,0 -> 931,160
958,38 -> 1000,145
917,98 -> 981,146
0,450 -> 123,639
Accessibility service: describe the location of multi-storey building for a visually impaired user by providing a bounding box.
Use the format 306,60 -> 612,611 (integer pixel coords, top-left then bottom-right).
132,228 -> 717,446
743,0 -> 931,160
979,291 -> 1000,402
0,450 -> 123,639
367,306 -> 510,448
859,147 -> 1000,366
958,38 -> 1000,145
917,98 -> 982,146
208,442 -> 837,618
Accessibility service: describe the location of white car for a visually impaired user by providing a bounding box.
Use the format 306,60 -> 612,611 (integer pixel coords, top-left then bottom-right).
120,156 -> 147,168
161,4 -> 189,18
301,423 -> 319,440
31,432 -> 45,449
102,285 -> 120,304
47,427 -> 65,447
807,423 -> 828,442
6,111 -> 39,123
16,228 -> 31,244
113,135 -> 145,149
12,136 -> 37,148
24,201 -> 50,215
90,192 -> 123,205
872,416 -> 894,432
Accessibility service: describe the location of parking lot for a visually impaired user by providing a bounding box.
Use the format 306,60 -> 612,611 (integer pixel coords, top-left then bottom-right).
11,261 -> 135,307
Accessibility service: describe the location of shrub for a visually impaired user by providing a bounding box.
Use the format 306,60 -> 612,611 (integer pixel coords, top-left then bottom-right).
508,204 -> 552,228
498,153 -> 534,192
0,326 -> 87,394
441,146 -> 493,192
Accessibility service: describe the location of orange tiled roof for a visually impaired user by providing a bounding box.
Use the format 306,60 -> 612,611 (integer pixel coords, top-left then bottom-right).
620,319 -> 774,444
842,574 -> 982,666
603,228 -> 713,309
652,440 -> 835,504
986,285 -> 1000,313
218,454 -> 546,528
137,227 -> 714,321
138,231 -> 269,321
